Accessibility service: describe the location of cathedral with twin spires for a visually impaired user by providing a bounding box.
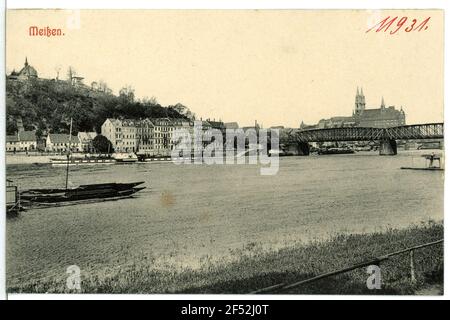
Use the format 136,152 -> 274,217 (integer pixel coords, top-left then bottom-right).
300,87 -> 406,130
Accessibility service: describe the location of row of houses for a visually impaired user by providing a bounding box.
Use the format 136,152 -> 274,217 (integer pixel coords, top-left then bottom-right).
44,132 -> 98,152
6,131 -> 38,152
101,118 -> 245,156
6,131 -> 97,153
6,118 -> 256,155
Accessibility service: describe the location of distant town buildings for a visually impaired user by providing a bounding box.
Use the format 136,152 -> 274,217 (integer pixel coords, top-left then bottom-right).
300,87 -> 406,129
152,118 -> 173,154
5,118 -> 38,152
102,118 -> 153,154
78,132 -> 97,152
45,134 -> 80,152
5,135 -> 19,152
6,131 -> 38,152
5,115 -> 94,153
102,118 -> 175,155
101,117 -> 231,156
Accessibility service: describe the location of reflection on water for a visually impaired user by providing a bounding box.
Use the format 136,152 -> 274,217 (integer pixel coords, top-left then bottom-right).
6,150 -> 444,285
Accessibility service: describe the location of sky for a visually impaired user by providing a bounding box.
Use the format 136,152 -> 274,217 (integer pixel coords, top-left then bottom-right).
6,9 -> 444,127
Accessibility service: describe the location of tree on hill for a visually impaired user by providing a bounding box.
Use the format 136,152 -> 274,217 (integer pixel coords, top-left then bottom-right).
119,85 -> 135,103
92,135 -> 114,153
169,103 -> 196,120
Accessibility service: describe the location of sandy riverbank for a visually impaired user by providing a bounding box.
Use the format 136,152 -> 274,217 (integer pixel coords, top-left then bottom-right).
6,154 -> 66,165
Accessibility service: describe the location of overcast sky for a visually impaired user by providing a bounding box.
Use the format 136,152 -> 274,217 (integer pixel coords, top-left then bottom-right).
6,10 -> 444,127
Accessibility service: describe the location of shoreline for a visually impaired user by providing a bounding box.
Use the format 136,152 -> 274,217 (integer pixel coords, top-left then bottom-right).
6,154 -> 65,165
5,148 -> 444,166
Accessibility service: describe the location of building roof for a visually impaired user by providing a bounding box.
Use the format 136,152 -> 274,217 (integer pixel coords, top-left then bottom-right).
17,58 -> 38,78
137,118 -> 155,127
300,125 -> 318,130
48,134 -> 79,144
359,107 -> 404,121
225,122 -> 239,129
18,130 -> 37,141
78,132 -> 97,142
6,135 -> 19,142
151,118 -> 172,126
207,120 -> 225,129
201,121 -> 212,127
121,119 -> 140,127
330,116 -> 354,122
105,118 -> 123,126
171,119 -> 191,126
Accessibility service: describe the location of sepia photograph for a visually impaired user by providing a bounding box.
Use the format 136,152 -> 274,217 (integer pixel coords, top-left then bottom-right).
3,8 -> 445,298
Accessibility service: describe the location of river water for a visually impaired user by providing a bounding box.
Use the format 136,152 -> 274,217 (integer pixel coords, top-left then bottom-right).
6,150 -> 444,286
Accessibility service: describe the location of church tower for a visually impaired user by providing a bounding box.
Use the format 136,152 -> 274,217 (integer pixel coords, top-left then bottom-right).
354,86 -> 366,115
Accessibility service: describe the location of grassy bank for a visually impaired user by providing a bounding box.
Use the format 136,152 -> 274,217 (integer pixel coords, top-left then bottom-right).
9,221 -> 443,294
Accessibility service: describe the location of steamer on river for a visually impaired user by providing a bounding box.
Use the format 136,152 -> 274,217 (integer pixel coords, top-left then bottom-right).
50,152 -> 139,166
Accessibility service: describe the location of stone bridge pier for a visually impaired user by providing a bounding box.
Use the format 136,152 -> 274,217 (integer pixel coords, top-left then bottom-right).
379,139 -> 397,155
284,142 -> 310,155
298,142 -> 310,155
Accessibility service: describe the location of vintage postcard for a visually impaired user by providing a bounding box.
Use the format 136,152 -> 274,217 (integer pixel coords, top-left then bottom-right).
3,9 -> 444,298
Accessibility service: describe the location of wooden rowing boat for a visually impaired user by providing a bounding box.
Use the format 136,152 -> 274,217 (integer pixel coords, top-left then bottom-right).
23,182 -> 145,195
20,182 -> 146,203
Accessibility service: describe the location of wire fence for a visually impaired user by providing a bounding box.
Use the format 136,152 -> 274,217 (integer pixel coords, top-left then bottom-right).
249,239 -> 444,294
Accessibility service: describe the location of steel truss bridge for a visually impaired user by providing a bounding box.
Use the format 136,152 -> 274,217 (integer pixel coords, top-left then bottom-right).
285,123 -> 443,155
294,123 -> 443,142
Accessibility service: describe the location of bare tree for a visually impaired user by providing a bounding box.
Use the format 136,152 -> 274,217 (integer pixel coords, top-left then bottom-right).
171,103 -> 195,120
97,80 -> 112,93
119,85 -> 135,103
142,96 -> 158,105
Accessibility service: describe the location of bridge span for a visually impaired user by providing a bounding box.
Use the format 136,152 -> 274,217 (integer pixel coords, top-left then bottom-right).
288,123 -> 443,155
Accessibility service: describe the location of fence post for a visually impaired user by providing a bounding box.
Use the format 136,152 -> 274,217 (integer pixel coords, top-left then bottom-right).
410,250 -> 416,284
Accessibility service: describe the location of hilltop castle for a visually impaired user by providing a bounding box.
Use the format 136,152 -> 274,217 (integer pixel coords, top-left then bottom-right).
301,87 -> 406,129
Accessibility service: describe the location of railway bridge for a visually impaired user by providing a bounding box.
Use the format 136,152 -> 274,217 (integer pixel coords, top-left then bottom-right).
288,123 -> 444,155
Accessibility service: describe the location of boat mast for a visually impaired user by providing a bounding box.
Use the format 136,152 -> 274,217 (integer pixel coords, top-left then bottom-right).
65,118 -> 73,191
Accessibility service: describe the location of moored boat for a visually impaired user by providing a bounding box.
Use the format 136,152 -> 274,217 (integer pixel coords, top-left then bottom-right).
318,147 -> 355,155
50,156 -> 116,166
112,152 -> 138,163
401,153 -> 444,171
23,181 -> 145,195
20,182 -> 146,203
